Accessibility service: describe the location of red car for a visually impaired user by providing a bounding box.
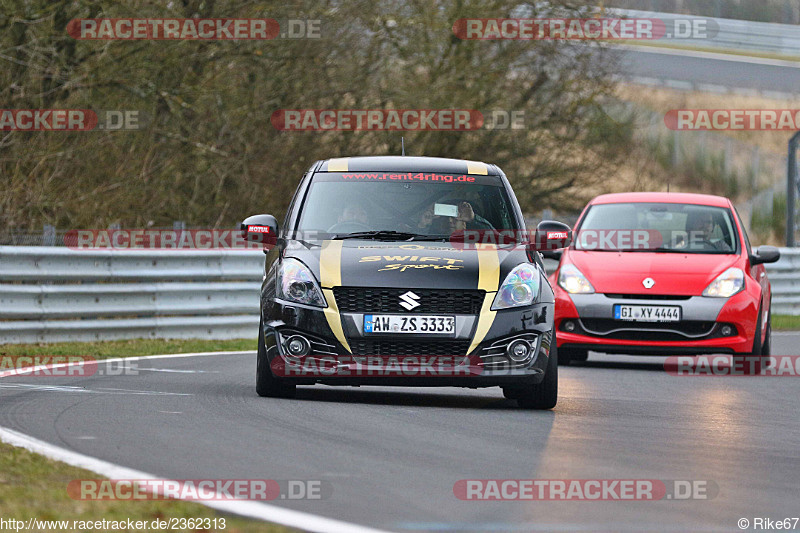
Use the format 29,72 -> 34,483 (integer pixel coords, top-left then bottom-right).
549,192 -> 780,367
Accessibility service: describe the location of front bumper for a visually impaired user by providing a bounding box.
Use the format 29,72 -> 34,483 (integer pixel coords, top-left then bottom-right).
261,297 -> 554,387
554,289 -> 758,355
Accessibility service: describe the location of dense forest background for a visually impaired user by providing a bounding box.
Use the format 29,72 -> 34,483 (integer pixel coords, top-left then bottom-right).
0,0 -> 630,231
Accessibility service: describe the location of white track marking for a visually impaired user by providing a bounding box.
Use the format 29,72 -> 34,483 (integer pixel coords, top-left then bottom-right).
0,350 -> 391,533
0,350 -> 251,379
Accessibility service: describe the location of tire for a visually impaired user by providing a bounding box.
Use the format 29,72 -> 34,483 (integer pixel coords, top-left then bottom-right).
734,304 -> 765,375
517,335 -> 558,410
761,313 -> 771,357
559,347 -> 588,366
502,387 -> 522,400
761,310 -> 773,369
256,319 -> 297,398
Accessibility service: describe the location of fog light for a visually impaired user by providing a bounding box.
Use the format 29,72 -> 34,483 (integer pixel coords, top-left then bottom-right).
720,325 -> 733,337
507,340 -> 531,362
285,335 -> 311,356
563,320 -> 576,332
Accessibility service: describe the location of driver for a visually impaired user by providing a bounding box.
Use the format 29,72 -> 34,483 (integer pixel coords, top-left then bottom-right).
338,205 -> 368,225
426,201 -> 494,234
685,211 -> 719,250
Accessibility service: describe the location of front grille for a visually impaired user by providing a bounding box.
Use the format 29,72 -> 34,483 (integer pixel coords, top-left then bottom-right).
578,318 -> 716,341
333,287 -> 484,314
350,339 -> 471,357
605,294 -> 692,301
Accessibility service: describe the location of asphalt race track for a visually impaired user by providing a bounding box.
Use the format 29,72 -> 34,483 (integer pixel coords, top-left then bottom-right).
2,335 -> 800,532
616,46 -> 800,94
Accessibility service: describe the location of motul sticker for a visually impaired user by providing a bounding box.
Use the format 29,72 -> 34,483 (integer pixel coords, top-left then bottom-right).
248,225 -> 271,233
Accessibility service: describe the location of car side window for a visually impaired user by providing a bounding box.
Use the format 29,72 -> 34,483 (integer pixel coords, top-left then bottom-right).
734,207 -> 752,256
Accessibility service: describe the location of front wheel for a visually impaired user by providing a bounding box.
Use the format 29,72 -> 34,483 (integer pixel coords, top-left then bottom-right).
517,335 -> 558,410
559,347 -> 588,366
734,305 -> 768,375
256,320 -> 297,398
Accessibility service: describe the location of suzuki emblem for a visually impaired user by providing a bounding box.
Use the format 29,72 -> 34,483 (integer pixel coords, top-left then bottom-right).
399,290 -> 421,310
642,278 -> 655,289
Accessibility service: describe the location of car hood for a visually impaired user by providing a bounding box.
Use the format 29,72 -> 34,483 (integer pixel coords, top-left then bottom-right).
564,250 -> 741,295
285,239 -> 528,290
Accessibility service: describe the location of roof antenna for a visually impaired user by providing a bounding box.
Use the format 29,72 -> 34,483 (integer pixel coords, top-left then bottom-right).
401,137 -> 405,156
667,182 -> 670,193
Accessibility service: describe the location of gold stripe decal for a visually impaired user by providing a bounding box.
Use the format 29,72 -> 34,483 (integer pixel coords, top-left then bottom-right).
466,161 -> 488,175
322,289 -> 351,354
327,158 -> 349,172
468,243 -> 500,355
319,240 -> 343,288
319,240 -> 351,353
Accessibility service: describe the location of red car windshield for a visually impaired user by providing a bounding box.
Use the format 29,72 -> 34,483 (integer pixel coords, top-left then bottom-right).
575,202 -> 738,254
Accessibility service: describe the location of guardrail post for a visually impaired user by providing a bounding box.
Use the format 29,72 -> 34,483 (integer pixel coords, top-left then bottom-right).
786,132 -> 800,247
42,224 -> 55,246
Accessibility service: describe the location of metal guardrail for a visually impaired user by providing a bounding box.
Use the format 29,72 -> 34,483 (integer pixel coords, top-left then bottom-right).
765,248 -> 800,315
0,247 -> 264,344
1,245 -> 798,344
612,8 -> 800,56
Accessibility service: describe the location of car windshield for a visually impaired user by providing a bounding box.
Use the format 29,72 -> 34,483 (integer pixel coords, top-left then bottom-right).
294,172 -> 519,240
575,202 -> 738,254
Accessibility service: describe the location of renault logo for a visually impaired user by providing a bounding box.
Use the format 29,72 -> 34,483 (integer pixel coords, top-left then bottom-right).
399,291 -> 421,310
642,278 -> 655,289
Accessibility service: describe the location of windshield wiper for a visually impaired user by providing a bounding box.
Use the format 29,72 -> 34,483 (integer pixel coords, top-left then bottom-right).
624,247 -> 694,253
331,230 -> 427,241
576,247 -> 686,253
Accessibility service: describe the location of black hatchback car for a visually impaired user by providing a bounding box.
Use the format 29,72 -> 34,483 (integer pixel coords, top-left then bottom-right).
241,156 -> 570,409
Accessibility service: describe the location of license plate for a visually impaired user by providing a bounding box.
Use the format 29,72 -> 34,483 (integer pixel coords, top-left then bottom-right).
364,315 -> 455,334
613,304 -> 681,322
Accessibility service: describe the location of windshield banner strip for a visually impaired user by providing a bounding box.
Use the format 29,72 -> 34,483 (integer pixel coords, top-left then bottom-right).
314,172 -> 501,186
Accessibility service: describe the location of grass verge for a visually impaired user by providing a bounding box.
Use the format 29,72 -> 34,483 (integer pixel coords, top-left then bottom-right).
0,337 -> 293,532
0,442 -> 292,532
0,338 -> 256,359
772,315 -> 800,331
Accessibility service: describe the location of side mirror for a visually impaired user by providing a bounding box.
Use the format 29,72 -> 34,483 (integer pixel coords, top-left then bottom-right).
241,214 -> 278,246
750,245 -> 780,265
531,221 -> 572,251
541,250 -> 563,260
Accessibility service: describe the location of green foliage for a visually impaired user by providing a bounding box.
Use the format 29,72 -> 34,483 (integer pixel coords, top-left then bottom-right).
751,191 -> 786,243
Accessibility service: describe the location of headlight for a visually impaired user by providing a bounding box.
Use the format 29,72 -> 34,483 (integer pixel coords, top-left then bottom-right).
702,267 -> 744,298
277,258 -> 327,307
558,264 -> 595,294
492,263 -> 541,310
